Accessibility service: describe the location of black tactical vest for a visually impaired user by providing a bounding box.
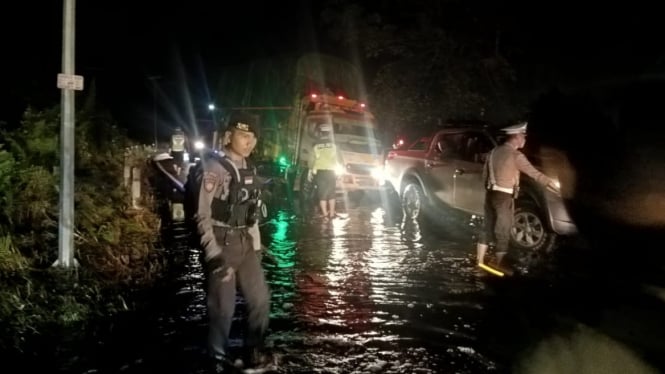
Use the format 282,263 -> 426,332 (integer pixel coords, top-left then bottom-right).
209,155 -> 263,227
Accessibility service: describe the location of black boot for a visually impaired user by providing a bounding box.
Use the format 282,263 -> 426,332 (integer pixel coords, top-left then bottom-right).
209,358 -> 233,373
242,347 -> 270,369
208,351 -> 236,373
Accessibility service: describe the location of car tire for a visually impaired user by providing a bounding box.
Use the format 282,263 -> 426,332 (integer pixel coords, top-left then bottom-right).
511,201 -> 557,254
401,182 -> 425,221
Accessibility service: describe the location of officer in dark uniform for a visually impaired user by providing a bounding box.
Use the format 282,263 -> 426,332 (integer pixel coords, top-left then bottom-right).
151,151 -> 180,196
477,122 -> 559,271
195,112 -> 270,370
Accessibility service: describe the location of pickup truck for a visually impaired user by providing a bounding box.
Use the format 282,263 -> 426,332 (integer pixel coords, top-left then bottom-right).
384,126 -> 577,253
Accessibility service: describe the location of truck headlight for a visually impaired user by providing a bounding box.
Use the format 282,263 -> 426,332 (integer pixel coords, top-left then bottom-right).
335,163 -> 346,176
370,166 -> 385,180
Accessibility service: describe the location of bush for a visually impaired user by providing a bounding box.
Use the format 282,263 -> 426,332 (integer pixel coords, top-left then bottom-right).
0,102 -> 164,353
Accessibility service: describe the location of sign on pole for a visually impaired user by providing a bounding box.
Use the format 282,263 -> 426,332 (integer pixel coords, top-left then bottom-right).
57,73 -> 84,91
171,134 -> 186,152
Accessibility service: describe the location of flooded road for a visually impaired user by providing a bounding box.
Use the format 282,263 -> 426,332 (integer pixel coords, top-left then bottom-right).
127,193 -> 502,373
263,203 -> 497,373
26,196 -> 509,373
10,193 -> 665,374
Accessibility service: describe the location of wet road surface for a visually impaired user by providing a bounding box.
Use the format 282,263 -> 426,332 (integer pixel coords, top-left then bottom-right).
138,193 -> 501,373
28,195 -> 511,373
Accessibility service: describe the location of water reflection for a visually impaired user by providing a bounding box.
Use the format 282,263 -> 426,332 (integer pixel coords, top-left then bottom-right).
54,201 -> 500,373
260,203 -> 498,373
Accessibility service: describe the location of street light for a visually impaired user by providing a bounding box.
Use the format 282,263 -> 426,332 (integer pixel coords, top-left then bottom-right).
208,103 -> 216,111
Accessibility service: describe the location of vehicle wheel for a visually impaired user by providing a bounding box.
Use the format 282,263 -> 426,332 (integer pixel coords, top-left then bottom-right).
401,182 -> 425,220
511,201 -> 556,253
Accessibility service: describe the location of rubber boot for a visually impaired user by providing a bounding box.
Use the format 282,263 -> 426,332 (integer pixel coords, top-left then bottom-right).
476,243 -> 488,265
492,252 -> 514,276
495,252 -> 506,267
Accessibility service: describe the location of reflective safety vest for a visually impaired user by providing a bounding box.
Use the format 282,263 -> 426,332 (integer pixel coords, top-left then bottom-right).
312,142 -> 338,171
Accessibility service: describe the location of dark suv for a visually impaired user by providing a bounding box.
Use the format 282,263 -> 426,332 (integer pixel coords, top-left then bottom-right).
385,126 -> 577,252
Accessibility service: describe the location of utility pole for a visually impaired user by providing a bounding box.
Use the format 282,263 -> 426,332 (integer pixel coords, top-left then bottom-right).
55,0 -> 81,268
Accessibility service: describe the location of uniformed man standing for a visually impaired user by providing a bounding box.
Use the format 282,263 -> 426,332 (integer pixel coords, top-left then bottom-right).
308,123 -> 339,219
195,113 -> 270,370
151,151 -> 180,194
477,122 -> 559,271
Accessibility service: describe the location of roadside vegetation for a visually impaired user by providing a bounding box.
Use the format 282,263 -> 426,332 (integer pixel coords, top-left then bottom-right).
0,93 -> 164,355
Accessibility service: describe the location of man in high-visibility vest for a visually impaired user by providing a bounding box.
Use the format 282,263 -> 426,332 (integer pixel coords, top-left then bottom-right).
308,123 -> 339,219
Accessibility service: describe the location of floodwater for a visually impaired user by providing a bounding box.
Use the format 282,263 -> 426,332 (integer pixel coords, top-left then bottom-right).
110,193 -> 501,373
10,195 -> 513,373
13,192 -> 665,374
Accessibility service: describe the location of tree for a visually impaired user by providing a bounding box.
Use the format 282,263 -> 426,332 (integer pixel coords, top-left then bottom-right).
321,0 -> 524,139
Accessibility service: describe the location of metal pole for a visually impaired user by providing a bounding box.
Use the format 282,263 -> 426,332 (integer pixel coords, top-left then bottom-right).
56,0 -> 76,268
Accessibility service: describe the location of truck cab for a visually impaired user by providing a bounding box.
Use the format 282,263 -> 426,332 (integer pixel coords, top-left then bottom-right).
287,93 -> 386,194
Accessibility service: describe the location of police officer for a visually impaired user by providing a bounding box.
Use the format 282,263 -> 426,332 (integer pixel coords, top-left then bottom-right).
195,112 -> 270,370
149,147 -> 185,222
477,121 -> 559,271
308,123 -> 339,219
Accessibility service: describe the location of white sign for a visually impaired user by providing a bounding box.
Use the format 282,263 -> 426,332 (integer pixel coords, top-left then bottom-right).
57,74 -> 84,91
171,203 -> 185,221
171,134 -> 186,152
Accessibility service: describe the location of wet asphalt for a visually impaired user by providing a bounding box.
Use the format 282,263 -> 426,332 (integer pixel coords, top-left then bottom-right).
13,192 -> 665,374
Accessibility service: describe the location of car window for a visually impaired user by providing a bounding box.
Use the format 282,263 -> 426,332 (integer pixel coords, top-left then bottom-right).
408,137 -> 431,151
434,133 -> 466,159
459,132 -> 495,163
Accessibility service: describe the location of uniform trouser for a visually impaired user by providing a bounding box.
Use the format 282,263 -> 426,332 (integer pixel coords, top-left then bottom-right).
314,170 -> 336,201
479,190 -> 514,255
207,227 -> 270,359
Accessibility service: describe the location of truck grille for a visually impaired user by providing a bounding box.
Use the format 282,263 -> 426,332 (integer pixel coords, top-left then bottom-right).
355,176 -> 376,187
345,163 -> 374,175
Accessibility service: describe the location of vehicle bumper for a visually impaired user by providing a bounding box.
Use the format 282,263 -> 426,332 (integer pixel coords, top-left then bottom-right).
552,218 -> 577,235
545,192 -> 578,235
337,173 -> 388,191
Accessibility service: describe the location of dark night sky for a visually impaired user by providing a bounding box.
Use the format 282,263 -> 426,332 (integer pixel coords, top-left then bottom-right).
1,0 -> 322,141
1,0 -> 663,142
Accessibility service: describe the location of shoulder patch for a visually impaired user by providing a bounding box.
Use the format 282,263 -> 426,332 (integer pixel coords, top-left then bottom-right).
203,172 -> 218,193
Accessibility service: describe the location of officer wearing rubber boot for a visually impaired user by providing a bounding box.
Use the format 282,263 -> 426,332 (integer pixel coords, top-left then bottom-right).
195,112 -> 270,371
308,123 -> 339,219
477,121 -> 559,273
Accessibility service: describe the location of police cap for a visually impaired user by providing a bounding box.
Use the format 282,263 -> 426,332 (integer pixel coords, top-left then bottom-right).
501,121 -> 528,135
153,152 -> 173,161
225,112 -> 260,137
